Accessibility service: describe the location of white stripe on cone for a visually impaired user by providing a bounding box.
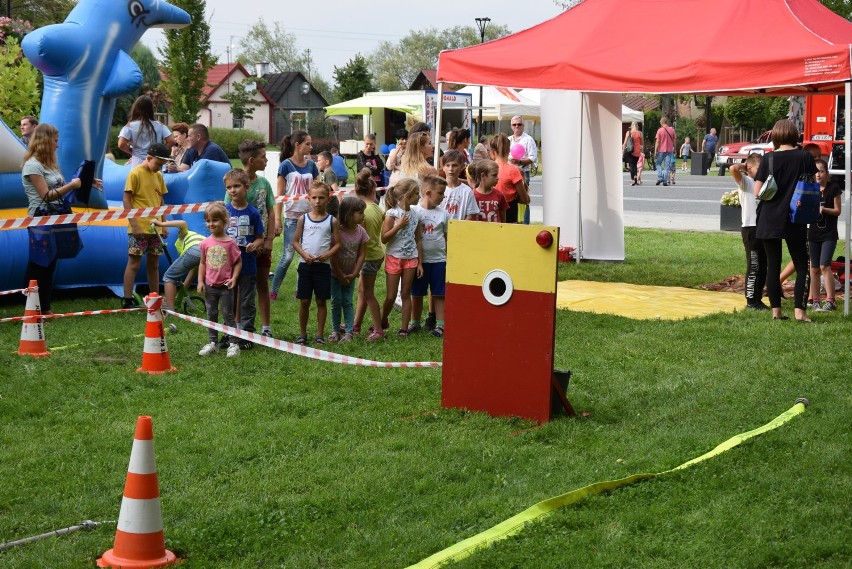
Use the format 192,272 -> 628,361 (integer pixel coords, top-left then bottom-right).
143,336 -> 168,354
128,440 -> 157,474
116,497 -> 164,534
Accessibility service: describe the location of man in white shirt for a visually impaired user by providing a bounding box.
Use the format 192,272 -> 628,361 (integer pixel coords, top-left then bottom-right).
508,116 -> 538,223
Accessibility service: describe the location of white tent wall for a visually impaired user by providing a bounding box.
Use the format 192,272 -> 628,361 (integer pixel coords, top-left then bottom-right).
543,91 -> 624,260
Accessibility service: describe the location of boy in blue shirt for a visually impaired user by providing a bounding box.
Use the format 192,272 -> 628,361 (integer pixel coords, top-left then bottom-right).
224,169 -> 264,348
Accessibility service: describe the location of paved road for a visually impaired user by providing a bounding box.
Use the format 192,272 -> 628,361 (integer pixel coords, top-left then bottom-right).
526,170 -> 848,233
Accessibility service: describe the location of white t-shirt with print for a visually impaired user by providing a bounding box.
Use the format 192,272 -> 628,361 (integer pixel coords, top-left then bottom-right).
441,182 -> 480,221
411,205 -> 450,263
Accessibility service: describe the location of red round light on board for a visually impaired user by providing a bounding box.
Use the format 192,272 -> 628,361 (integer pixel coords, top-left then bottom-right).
536,231 -> 553,248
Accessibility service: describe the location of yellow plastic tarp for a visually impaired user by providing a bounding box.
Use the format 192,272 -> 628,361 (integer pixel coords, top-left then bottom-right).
556,280 -> 744,320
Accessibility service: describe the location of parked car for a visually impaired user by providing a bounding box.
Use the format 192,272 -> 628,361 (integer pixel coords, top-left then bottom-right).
715,130 -> 773,172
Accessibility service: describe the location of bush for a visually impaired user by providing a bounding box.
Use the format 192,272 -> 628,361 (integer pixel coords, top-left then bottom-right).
108,125 -> 129,160
675,117 -> 700,149
209,127 -> 266,158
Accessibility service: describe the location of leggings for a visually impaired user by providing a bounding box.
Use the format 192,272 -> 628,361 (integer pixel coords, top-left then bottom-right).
763,237 -> 809,310
625,153 -> 638,180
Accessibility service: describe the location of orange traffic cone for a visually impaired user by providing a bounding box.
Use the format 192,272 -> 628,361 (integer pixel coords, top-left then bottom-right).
17,280 -> 49,357
137,293 -> 176,374
97,416 -> 178,569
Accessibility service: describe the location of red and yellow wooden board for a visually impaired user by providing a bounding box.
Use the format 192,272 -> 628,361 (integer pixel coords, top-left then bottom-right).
442,221 -> 559,423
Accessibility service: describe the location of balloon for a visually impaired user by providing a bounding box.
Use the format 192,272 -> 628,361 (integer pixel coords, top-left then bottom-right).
389,143 -> 396,150
510,143 -> 525,160
380,144 -> 390,154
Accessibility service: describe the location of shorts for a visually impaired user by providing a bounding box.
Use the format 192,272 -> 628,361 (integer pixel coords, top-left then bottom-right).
385,254 -> 419,275
412,262 -> 446,297
809,239 -> 837,267
163,245 -> 201,284
128,233 -> 163,256
256,248 -> 272,274
360,258 -> 384,277
296,262 -> 331,300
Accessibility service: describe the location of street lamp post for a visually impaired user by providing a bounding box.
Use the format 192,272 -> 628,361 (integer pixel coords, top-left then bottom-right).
474,17 -> 491,140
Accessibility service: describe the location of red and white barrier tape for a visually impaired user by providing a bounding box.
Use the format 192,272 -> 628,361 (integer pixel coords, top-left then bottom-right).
0,307 -> 143,323
0,288 -> 26,296
1,188 -> 375,231
165,310 -> 442,368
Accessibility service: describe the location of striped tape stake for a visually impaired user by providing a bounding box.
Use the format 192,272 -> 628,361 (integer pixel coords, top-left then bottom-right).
1,188 -> 374,231
405,399 -> 810,569
165,310 -> 442,368
97,416 -> 178,569
0,307 -> 143,324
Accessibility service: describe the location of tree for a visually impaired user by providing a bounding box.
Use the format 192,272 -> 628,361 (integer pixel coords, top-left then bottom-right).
221,78 -> 261,125
367,25 -> 512,92
113,45 -> 165,126
158,0 -> 216,124
9,0 -> 75,28
332,55 -> 373,104
723,96 -> 790,129
819,0 -> 852,19
237,19 -> 332,100
0,36 -> 40,133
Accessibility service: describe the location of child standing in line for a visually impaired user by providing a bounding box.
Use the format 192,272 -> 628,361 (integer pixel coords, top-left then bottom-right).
230,140 -> 276,337
329,197 -> 369,342
410,175 -> 450,338
380,179 -> 423,337
224,169 -> 265,350
197,203 -> 242,357
680,137 -> 692,172
351,169 -> 386,341
316,150 -> 340,217
292,181 -> 341,345
440,150 -> 480,221
122,142 -> 172,308
471,160 -> 508,223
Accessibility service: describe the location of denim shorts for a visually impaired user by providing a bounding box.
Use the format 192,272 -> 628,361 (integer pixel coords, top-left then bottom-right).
360,258 -> 384,277
163,245 -> 201,284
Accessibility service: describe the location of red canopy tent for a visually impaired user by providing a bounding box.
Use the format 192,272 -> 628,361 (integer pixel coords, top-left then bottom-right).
436,0 -> 852,313
437,0 -> 852,95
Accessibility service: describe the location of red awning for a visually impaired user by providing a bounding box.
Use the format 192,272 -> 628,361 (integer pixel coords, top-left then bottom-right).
437,0 -> 852,95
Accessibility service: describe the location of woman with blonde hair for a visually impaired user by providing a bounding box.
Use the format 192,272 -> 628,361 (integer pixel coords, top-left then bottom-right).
400,131 -> 438,181
489,133 -> 529,223
22,124 -> 89,313
623,121 -> 644,186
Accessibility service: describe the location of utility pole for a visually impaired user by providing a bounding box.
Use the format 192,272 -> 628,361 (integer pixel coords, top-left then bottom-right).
474,18 -> 491,140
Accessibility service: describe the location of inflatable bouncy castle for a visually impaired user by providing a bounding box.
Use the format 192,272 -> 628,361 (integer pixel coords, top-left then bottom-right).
0,0 -> 230,295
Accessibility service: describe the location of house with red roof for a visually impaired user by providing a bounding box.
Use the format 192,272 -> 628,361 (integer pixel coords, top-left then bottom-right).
196,62 -> 275,142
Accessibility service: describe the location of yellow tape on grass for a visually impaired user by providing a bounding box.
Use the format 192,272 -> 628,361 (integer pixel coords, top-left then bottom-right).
406,399 -> 810,569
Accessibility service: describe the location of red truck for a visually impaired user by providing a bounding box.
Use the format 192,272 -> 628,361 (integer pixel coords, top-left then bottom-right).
803,95 -> 846,170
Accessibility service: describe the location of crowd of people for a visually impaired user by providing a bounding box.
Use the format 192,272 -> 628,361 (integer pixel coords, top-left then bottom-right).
20,111 -> 540,355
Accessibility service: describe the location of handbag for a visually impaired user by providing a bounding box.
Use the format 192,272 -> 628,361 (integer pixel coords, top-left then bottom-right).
624,133 -> 634,154
789,155 -> 821,224
758,153 -> 778,201
27,195 -> 83,266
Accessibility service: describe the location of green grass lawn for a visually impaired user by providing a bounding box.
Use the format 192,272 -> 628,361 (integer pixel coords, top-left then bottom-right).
1,228 -> 849,568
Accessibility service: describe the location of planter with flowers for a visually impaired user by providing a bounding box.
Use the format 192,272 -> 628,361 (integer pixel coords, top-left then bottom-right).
719,190 -> 741,231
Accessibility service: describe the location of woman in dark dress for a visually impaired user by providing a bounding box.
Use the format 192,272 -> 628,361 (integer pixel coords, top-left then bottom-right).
753,119 -> 815,322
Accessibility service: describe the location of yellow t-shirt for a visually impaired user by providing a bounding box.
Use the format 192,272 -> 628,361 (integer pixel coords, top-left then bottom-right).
362,202 -> 385,261
125,165 -> 168,234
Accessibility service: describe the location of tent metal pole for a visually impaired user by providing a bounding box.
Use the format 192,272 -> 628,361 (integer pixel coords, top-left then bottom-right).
434,83 -> 444,166
845,82 -> 850,316
576,94 -> 585,265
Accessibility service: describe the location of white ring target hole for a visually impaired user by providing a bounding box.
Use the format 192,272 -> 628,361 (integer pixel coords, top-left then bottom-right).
482,270 -> 514,306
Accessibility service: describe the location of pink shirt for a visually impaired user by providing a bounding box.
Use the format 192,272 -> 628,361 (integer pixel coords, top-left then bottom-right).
656,126 -> 676,153
335,225 -> 369,274
199,235 -> 241,286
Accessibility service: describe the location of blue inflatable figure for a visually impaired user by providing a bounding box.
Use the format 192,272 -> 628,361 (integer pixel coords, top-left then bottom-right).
21,0 -> 191,209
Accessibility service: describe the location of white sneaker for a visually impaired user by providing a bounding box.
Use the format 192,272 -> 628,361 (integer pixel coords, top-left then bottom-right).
226,343 -> 240,358
198,342 -> 218,356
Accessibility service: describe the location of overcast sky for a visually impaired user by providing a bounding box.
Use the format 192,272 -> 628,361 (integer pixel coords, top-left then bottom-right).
141,0 -> 565,82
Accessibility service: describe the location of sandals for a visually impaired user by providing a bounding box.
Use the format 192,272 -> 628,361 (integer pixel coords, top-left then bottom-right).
315,336 -> 326,345
367,330 -> 385,341
431,326 -> 444,338
328,332 -> 341,342
397,329 -> 410,338
295,335 -> 308,345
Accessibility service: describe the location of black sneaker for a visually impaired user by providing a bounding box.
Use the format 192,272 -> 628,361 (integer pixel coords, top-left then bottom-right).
218,337 -> 230,350
238,340 -> 254,350
746,302 -> 770,311
121,297 -> 135,309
